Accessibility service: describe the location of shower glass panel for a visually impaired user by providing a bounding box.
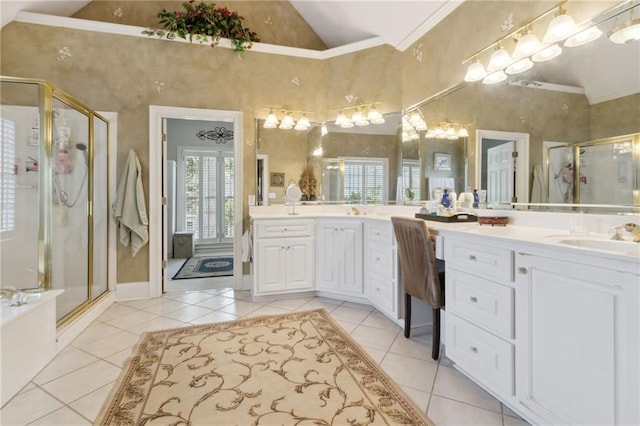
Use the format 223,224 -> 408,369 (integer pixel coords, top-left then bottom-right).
51,99 -> 90,320
0,82 -> 40,290
93,116 -> 108,300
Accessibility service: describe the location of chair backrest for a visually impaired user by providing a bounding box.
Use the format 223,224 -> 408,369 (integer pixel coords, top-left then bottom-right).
391,217 -> 443,308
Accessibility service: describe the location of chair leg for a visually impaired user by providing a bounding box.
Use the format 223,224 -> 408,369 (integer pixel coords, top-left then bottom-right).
432,308 -> 441,360
404,293 -> 411,338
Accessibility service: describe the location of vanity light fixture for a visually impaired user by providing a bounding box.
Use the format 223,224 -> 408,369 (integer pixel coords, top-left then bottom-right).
446,126 -> 458,140
331,102 -> 385,128
565,26 -> 603,46
464,57 -> 488,82
294,115 -> 311,131
544,6 -> 578,43
483,70 -> 508,84
532,44 -> 563,62
352,108 -> 369,126
422,121 -> 470,140
487,44 -> 512,73
506,58 -> 534,75
367,105 -> 385,124
513,27 -> 542,59
264,109 -> 279,128
279,112 -> 295,130
458,127 -> 470,138
608,7 -> 640,44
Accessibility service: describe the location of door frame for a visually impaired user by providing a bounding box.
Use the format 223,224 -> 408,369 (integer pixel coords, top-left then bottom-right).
149,106 -> 243,297
476,129 -> 530,205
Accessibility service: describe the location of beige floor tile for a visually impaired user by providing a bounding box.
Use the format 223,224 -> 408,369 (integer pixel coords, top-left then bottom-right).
245,305 -> 291,317
341,301 -> 374,311
28,406 -> 90,425
189,310 -> 240,325
101,309 -> 161,330
33,348 -> 100,385
379,352 -> 437,393
503,413 -> 532,425
218,300 -> 265,317
165,291 -> 217,304
268,297 -> 314,311
332,318 -> 360,333
0,387 -> 63,425
330,306 -> 370,323
96,304 -> 140,323
350,324 -> 400,351
75,329 -> 140,358
360,310 -> 402,332
126,316 -> 188,334
358,345 -> 387,364
71,322 -> 123,347
104,347 -> 135,368
297,300 -> 340,312
117,297 -> 164,310
68,382 -> 114,422
40,361 -> 121,404
313,296 -> 343,305
17,382 -> 37,394
399,385 -> 430,413
433,365 -> 501,413
162,305 -> 214,322
427,395 -> 504,425
192,296 -> 236,310
388,333 -> 433,361
139,299 -> 191,315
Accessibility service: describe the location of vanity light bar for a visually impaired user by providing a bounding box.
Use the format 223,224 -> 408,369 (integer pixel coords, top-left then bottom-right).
330,102 -> 385,128
262,108 -> 313,131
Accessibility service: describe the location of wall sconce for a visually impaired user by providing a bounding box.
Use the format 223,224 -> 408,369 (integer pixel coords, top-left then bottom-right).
262,108 -> 313,131
331,102 -> 385,128
460,0 -> 616,86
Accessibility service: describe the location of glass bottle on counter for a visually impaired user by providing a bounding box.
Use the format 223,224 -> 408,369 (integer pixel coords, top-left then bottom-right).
441,188 -> 451,208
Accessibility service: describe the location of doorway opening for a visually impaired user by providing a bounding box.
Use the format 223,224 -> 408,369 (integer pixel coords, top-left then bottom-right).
476,129 -> 530,207
149,106 -> 243,296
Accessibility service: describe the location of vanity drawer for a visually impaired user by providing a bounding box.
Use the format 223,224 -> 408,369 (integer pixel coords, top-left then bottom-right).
365,221 -> 394,245
446,312 -> 514,397
445,238 -> 514,282
366,243 -> 395,279
254,219 -> 314,239
367,273 -> 395,313
446,269 -> 514,339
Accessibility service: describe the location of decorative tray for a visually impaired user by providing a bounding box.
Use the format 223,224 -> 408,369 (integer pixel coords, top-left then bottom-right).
415,213 -> 478,223
478,216 -> 509,226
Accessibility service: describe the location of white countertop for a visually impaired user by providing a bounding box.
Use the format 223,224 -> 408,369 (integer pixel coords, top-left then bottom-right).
250,205 -> 640,265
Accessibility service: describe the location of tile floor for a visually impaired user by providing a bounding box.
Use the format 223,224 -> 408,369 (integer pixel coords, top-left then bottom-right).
0,286 -> 531,425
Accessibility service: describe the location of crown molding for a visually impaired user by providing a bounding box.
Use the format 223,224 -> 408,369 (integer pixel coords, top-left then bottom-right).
13,11 -> 386,60
395,0 -> 465,52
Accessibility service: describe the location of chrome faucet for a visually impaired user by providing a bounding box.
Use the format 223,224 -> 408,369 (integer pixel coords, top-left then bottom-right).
611,223 -> 640,243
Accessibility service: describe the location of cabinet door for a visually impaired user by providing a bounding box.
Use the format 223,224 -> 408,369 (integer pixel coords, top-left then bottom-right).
340,222 -> 363,294
286,238 -> 314,290
316,223 -> 341,291
515,254 -> 639,426
255,239 -> 287,293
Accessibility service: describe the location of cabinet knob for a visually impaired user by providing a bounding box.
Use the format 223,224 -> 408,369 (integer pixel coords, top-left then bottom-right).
281,246 -> 285,250
376,257 -> 381,261
470,346 -> 479,354
518,267 -> 528,275
283,228 -> 288,232
286,246 -> 291,250
340,228 -> 344,231
469,255 -> 477,261
470,296 -> 478,303
375,231 -> 381,235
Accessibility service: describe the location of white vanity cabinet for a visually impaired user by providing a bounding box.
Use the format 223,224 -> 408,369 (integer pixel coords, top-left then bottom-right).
316,220 -> 363,296
253,219 -> 314,296
364,220 -> 398,318
443,236 -> 516,399
514,252 -> 639,426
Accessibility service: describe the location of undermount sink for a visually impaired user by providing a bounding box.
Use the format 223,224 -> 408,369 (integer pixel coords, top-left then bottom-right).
557,238 -> 640,257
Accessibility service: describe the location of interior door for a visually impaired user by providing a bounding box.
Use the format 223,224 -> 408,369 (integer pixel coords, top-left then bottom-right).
161,118 -> 168,293
487,141 -> 514,204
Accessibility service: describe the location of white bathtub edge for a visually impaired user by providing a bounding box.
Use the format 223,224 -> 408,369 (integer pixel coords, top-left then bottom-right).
56,291 -> 115,352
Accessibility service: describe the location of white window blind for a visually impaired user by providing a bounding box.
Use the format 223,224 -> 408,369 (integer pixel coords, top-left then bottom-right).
342,158 -> 387,203
1,119 -> 16,232
402,160 -> 421,201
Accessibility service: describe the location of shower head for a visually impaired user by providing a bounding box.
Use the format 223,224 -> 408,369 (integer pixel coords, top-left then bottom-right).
76,143 -> 88,166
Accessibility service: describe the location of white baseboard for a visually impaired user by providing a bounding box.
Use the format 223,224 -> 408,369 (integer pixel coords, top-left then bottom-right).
116,281 -> 152,301
56,292 -> 115,351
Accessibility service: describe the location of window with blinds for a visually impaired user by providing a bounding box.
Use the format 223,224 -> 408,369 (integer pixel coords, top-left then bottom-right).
402,160 -> 421,201
1,118 -> 16,232
342,158 -> 387,203
181,149 -> 234,243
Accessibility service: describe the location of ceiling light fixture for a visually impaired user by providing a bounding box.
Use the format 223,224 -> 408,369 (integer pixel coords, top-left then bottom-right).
506,58 -> 534,75
543,6 -> 578,43
532,43 -> 562,62
564,26 -> 603,46
608,7 -> 640,44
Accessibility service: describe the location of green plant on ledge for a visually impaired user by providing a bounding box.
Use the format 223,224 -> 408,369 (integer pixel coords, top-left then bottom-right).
142,1 -> 260,51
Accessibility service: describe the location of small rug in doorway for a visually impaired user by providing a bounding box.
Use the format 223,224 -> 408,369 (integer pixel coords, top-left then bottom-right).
172,256 -> 233,279
95,309 -> 432,425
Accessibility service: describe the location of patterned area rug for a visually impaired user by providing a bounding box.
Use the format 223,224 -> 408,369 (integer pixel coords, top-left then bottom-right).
172,256 -> 233,280
95,309 -> 432,425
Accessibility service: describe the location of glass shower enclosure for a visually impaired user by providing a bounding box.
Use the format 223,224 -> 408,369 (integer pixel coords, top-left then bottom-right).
1,76 -> 109,325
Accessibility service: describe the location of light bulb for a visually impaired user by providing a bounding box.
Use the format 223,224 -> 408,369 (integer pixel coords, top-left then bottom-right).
464,59 -> 488,82
544,11 -> 577,43
532,44 -> 562,62
294,115 -> 310,130
367,106 -> 385,124
446,127 -> 458,139
458,127 -> 469,138
506,58 -> 533,75
487,45 -> 512,72
279,113 -> 295,129
513,31 -> 541,59
335,112 -> 348,127
264,111 -> 279,128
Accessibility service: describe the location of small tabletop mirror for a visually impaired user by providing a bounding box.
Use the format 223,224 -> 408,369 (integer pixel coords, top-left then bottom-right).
284,183 -> 302,215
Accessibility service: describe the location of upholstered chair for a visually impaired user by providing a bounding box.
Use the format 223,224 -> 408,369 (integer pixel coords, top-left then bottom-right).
391,217 -> 445,360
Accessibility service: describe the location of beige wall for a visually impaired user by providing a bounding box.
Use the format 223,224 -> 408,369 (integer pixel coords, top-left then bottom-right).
590,94 -> 640,140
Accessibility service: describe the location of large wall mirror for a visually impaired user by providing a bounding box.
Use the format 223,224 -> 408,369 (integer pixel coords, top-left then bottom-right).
255,115 -> 405,205
405,2 -> 639,211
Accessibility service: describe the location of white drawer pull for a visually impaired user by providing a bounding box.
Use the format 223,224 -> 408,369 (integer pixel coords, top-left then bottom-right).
518,267 -> 528,275
375,231 -> 381,235
470,296 -> 478,303
470,346 -> 479,354
469,255 -> 477,261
